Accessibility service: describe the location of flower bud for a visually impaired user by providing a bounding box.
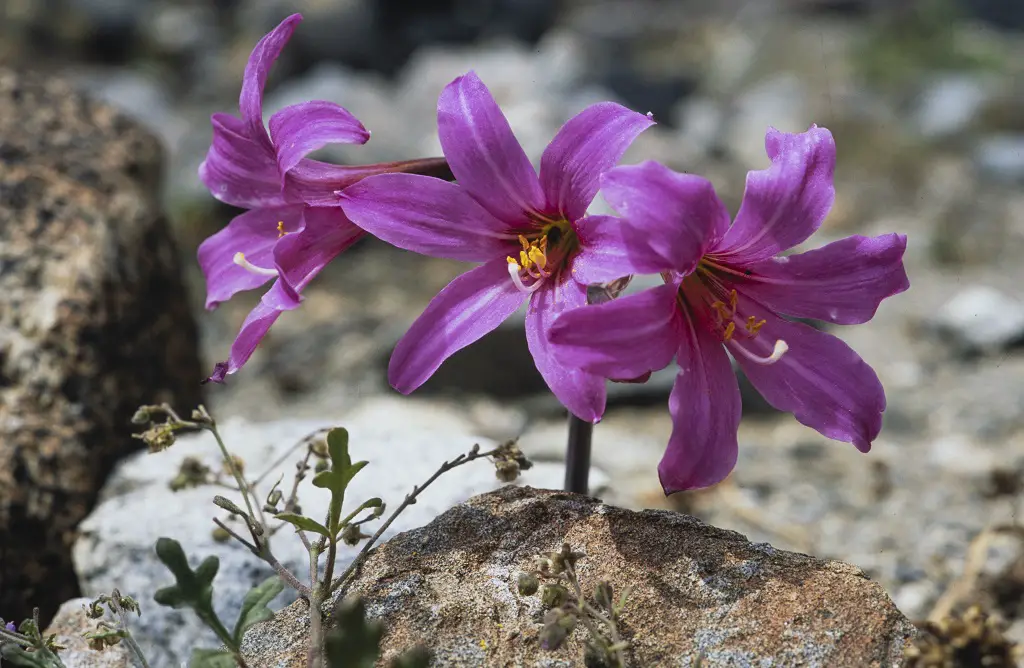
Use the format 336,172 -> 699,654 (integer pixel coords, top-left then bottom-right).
540,607 -> 577,650
517,572 -> 539,596
130,407 -> 152,425
211,526 -> 231,543
540,584 -> 569,609
495,459 -> 520,482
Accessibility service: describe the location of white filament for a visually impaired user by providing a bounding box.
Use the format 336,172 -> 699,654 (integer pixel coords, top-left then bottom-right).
233,252 -> 278,277
729,338 -> 788,365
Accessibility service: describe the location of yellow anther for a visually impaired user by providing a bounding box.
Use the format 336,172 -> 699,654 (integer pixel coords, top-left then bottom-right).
528,246 -> 547,270
518,235 -> 531,252
723,321 -> 736,342
746,315 -> 766,335
276,220 -> 286,238
519,250 -> 531,268
710,301 -> 730,322
506,256 -> 519,266
728,289 -> 738,312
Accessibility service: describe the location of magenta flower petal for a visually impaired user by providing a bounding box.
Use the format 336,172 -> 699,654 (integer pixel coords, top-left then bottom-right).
717,126 -> 836,264
239,13 -> 301,138
269,100 -> 370,177
659,321 -> 741,493
273,206 -> 365,300
206,280 -> 299,383
339,173 -> 515,261
200,113 -> 283,208
591,161 -> 729,276
389,258 -> 529,393
437,71 -> 545,224
730,294 -> 885,451
539,102 -> 654,221
199,205 -> 305,309
549,283 -> 680,380
526,279 -> 607,422
741,233 -> 910,325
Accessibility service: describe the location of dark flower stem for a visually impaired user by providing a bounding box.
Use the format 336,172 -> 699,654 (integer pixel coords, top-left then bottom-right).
564,415 -> 593,494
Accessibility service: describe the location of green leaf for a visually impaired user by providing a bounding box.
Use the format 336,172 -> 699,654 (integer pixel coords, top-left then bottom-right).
152,537 -> 237,651
189,648 -> 239,668
311,428 -> 369,536
0,645 -> 60,668
273,512 -> 331,538
390,646 -> 431,668
232,576 -> 284,644
324,597 -> 385,668
152,538 -> 218,610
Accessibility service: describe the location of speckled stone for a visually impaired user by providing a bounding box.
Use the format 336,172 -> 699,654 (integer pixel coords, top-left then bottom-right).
0,67 -> 202,623
240,486 -> 916,667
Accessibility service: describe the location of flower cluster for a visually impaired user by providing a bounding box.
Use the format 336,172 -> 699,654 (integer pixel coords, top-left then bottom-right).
200,14 -> 909,492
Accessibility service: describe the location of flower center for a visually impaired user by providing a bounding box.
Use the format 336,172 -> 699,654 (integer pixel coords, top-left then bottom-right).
679,265 -> 788,366
506,218 -> 577,293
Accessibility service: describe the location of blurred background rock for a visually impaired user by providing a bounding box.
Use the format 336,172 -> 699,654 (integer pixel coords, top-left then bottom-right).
3,0 -> 1024,635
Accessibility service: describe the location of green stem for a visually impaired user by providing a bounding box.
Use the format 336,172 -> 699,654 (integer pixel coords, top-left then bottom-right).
202,406 -> 259,531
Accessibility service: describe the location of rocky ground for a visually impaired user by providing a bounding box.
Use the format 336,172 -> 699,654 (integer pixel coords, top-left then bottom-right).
4,0 -> 1024,663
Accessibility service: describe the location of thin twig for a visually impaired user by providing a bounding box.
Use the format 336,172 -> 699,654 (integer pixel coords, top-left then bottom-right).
331,444 -> 500,593
113,608 -> 151,668
262,547 -> 311,598
213,518 -> 258,554
307,543 -> 323,668
565,562 -> 627,665
253,427 -> 330,487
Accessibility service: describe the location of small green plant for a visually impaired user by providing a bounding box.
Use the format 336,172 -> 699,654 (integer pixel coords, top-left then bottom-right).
152,537 -> 283,667
81,590 -> 150,666
325,597 -> 429,668
0,609 -> 66,667
517,544 -> 631,668
133,403 -> 532,666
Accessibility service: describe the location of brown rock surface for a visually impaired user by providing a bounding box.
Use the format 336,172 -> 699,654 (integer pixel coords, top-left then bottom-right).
241,486 -> 915,666
0,68 -> 202,623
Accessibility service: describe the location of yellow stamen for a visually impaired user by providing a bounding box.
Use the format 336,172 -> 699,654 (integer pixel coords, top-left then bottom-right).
745,315 -> 766,335
723,321 -> 736,342
728,289 -> 738,312
528,246 -> 547,270
277,220 -> 286,238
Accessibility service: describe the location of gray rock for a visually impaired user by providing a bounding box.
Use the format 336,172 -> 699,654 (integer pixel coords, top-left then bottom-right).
914,74 -> 994,138
927,285 -> 1024,354
0,67 -> 203,625
974,134 -> 1024,185
73,399 -> 602,668
240,486 -> 915,666
726,74 -> 811,169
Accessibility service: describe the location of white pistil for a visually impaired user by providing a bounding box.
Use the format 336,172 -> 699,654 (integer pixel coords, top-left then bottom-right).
729,338 -> 788,365
508,261 -> 544,294
233,252 -> 278,277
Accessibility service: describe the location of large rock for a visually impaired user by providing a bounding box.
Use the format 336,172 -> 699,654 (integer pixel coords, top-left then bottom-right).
240,486 -> 915,666
0,68 -> 203,622
74,399 -> 598,668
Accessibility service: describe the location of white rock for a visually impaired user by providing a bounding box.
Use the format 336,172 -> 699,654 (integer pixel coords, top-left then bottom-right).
73,398 -> 599,668
929,285 -> 1024,353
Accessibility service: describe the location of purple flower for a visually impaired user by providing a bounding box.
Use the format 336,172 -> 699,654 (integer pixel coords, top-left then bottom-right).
339,72 -> 654,421
198,14 -> 448,382
4,620 -> 15,632
549,126 -> 909,492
